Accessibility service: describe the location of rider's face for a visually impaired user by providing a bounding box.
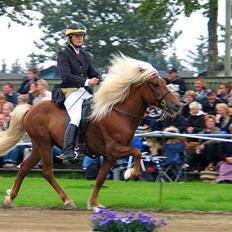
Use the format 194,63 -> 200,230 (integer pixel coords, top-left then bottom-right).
71,34 -> 84,47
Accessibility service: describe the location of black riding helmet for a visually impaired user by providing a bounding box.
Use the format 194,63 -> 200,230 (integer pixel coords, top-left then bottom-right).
65,22 -> 86,36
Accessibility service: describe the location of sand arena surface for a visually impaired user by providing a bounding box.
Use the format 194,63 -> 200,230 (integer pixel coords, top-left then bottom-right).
0,208 -> 232,232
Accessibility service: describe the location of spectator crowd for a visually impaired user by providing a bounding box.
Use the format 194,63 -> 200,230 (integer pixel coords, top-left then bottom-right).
1,67 -> 232,183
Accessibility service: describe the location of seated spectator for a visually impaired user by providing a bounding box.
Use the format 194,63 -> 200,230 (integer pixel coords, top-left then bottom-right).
215,124 -> 232,183
2,83 -> 18,106
185,101 -> 205,134
2,102 -> 14,129
183,115 -> 221,171
202,90 -> 222,115
181,90 -> 197,118
0,91 -> 7,113
0,113 -> 6,132
82,156 -> 102,180
17,94 -> 29,105
217,82 -> 232,104
165,68 -> 186,97
215,103 -> 232,133
27,82 -> 39,105
194,78 -> 210,104
18,67 -> 39,94
160,113 -> 187,133
32,79 -> 52,105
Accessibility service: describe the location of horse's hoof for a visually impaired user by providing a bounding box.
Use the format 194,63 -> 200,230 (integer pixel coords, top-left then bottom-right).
87,201 -> 105,212
124,168 -> 133,180
3,196 -> 13,208
6,189 -> 12,196
64,200 -> 77,210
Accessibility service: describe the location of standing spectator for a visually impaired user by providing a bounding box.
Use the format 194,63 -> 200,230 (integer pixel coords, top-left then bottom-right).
185,101 -> 205,134
217,82 -> 232,104
202,90 -> 223,115
193,79 -> 210,104
18,67 -> 39,94
165,68 -> 186,97
32,79 -> 52,105
2,82 -> 18,106
215,103 -> 232,133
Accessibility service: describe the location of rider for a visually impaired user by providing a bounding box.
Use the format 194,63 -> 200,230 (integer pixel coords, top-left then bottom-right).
57,22 -> 100,165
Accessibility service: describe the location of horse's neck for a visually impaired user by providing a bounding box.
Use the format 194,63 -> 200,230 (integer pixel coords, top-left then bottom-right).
118,86 -> 147,125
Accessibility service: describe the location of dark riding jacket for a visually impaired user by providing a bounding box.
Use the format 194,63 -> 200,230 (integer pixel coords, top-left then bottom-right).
57,44 -> 99,89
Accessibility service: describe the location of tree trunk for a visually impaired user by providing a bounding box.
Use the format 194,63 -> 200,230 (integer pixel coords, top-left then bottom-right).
207,0 -> 218,76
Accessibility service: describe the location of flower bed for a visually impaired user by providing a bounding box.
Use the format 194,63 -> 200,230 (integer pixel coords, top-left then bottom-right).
91,209 -> 166,232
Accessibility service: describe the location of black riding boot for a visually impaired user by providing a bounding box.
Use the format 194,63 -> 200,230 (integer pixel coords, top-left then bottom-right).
62,124 -> 79,165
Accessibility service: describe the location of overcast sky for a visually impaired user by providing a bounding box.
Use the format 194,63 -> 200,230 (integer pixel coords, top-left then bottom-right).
0,0 -> 226,71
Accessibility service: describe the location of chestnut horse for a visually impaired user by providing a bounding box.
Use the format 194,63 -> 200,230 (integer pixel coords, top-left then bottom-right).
0,54 -> 180,210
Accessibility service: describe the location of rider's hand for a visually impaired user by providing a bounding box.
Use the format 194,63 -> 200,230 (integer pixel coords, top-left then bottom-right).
89,77 -> 99,86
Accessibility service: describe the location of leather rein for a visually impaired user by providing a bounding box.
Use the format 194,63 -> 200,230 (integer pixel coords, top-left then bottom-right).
113,73 -> 172,119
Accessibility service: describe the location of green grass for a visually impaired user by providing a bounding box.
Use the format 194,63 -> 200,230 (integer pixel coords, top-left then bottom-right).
1,174 -> 232,212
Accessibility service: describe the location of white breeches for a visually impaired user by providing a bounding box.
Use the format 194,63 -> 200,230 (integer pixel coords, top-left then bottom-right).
64,88 -> 92,126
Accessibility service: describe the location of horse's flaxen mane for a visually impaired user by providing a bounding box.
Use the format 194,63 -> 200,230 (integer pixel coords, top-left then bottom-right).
91,54 -> 157,121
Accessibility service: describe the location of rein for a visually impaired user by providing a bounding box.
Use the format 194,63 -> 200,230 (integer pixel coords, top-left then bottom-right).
113,74 -> 172,121
113,106 -> 141,119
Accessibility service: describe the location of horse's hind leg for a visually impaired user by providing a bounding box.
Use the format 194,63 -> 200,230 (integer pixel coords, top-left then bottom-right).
3,143 -> 41,208
38,142 -> 76,209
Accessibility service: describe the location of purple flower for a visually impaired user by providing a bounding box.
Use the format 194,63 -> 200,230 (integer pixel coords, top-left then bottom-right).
90,209 -> 166,231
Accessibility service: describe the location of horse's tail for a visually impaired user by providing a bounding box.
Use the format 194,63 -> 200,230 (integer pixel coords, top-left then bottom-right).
0,104 -> 31,157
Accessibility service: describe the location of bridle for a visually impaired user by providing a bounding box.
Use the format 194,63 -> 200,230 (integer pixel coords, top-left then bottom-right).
113,72 -> 172,120
147,74 -> 172,111
147,73 -> 172,120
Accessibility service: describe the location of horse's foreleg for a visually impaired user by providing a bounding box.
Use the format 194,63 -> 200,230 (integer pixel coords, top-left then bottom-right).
88,159 -> 113,211
111,146 -> 142,179
3,144 -> 40,208
39,144 -> 76,209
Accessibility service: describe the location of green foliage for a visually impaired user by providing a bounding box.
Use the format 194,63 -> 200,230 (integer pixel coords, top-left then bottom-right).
1,59 -> 7,73
35,0 -> 179,67
10,59 -> 23,73
1,176 -> 232,212
168,51 -> 187,71
27,52 -> 39,68
0,0 -> 40,25
186,35 -> 208,72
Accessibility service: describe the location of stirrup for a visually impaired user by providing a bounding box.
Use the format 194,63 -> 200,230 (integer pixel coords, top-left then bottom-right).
62,148 -> 80,165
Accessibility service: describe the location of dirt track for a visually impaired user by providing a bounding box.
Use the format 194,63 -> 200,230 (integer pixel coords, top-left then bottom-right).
0,208 -> 232,232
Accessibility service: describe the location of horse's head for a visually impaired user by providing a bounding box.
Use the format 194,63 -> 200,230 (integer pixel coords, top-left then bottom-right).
143,73 -> 180,117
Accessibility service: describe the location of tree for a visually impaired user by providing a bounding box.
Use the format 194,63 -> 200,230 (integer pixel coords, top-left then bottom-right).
1,59 -> 7,73
35,0 -> 180,67
11,59 -> 23,73
187,35 -> 208,72
140,0 -> 219,76
26,52 -> 39,68
0,0 -> 39,25
168,51 -> 187,72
